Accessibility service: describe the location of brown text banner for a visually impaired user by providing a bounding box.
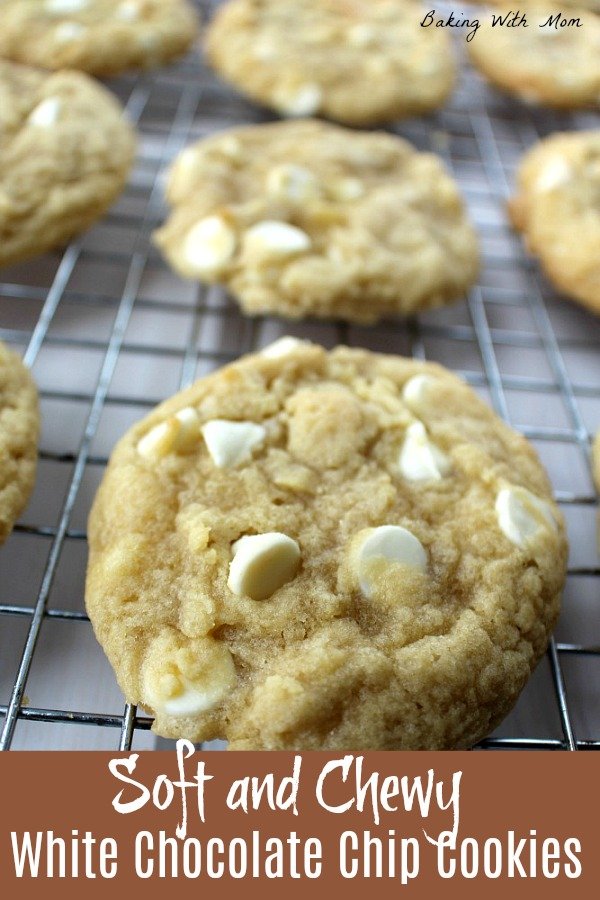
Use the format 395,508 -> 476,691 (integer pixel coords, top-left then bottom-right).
1,749 -> 597,898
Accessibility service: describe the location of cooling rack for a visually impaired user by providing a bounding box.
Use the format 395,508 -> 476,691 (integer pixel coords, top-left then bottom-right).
0,1 -> 598,751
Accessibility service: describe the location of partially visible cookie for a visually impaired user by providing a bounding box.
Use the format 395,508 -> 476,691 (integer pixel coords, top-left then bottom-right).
0,0 -> 199,76
468,4 -> 600,108
86,340 -> 567,750
0,61 -> 136,268
463,0 -> 600,13
154,120 -> 479,323
205,0 -> 455,125
0,342 -> 39,546
594,432 -> 600,552
509,131 -> 600,316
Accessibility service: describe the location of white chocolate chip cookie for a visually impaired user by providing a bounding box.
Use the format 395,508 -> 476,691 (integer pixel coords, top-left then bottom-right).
85,341 -> 567,750
204,0 -> 455,125
0,0 -> 199,76
154,120 -> 479,323
468,4 -> 600,109
0,341 -> 39,546
509,131 -> 600,316
0,61 -> 135,268
463,0 -> 600,16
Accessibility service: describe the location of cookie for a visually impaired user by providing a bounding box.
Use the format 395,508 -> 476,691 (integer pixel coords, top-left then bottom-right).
0,0 -> 199,76
0,342 -> 39,547
85,339 -> 567,750
509,131 -> 600,316
463,0 -> 600,13
0,61 -> 136,269
153,120 -> 479,323
204,0 -> 456,125
468,4 -> 600,109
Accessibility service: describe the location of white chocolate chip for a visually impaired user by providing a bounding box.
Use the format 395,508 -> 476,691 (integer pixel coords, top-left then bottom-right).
276,83 -> 323,117
252,40 -> 278,61
137,407 -> 200,459
260,336 -> 305,359
174,407 -> 200,438
354,526 -> 428,600
156,662 -> 232,716
116,0 -> 140,21
54,21 -> 86,41
201,419 -> 266,468
183,215 -> 237,276
398,421 -> 451,482
219,136 -> 243,160
495,486 -> 556,550
28,97 -> 62,128
144,637 -> 236,718
266,164 -> 321,202
328,177 -> 365,202
534,156 -> 572,193
243,221 -> 312,259
347,23 -> 379,47
402,374 -> 438,412
45,0 -> 88,13
173,146 -> 198,177
137,421 -> 176,459
228,533 -> 301,601
161,684 -> 219,716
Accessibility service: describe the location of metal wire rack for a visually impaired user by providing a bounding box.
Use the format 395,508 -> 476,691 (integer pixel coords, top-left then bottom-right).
0,1 -> 598,751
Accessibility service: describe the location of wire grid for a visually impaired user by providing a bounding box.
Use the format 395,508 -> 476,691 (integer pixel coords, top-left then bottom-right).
0,1 -> 599,751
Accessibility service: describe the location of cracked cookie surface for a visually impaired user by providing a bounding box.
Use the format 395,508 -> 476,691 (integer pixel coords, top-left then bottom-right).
468,4 -> 600,109
0,60 -> 136,268
509,130 -> 600,316
0,0 -> 199,76
154,120 -> 479,323
204,0 -> 455,125
0,342 -> 39,546
86,340 -> 567,750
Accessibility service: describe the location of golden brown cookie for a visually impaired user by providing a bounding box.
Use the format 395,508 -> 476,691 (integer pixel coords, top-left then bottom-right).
463,0 -> 600,13
154,120 -> 479,323
204,0 -> 456,125
468,4 -> 600,109
509,130 -> 600,316
0,61 -> 136,268
0,342 -> 39,546
0,0 -> 199,76
86,340 -> 567,750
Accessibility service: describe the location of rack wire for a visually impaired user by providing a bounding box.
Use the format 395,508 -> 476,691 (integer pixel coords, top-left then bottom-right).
0,1 -> 598,751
